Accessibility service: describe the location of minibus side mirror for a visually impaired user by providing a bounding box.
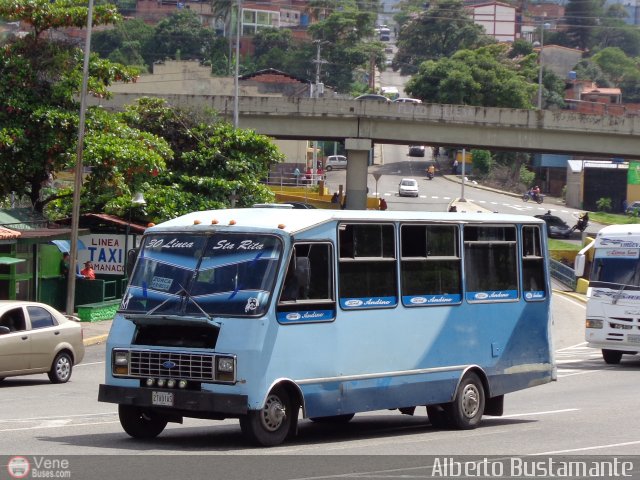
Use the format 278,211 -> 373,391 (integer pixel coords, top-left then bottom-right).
126,248 -> 139,278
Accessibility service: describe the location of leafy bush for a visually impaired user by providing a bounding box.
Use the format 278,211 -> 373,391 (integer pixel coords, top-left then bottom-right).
596,197 -> 612,212
471,149 -> 492,177
519,165 -> 535,187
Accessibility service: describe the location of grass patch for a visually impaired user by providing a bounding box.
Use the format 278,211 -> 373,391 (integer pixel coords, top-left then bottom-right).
590,212 -> 640,225
548,239 -> 581,251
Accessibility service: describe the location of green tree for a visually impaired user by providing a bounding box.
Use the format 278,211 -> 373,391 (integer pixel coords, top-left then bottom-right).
471,149 -> 492,177
564,0 -> 602,51
92,19 -> 154,69
307,1 -> 384,93
393,0 -> 492,75
118,98 -> 284,223
0,0 -> 139,212
405,44 -> 537,108
591,47 -> 637,84
252,28 -> 295,72
148,10 -> 217,64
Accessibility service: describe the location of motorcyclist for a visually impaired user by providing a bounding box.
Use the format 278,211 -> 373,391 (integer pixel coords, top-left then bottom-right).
427,165 -> 435,179
530,185 -> 541,201
576,212 -> 589,232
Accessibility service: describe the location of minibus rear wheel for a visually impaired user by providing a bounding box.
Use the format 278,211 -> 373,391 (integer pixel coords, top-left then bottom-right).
240,387 -> 293,446
118,405 -> 168,439
445,372 -> 485,429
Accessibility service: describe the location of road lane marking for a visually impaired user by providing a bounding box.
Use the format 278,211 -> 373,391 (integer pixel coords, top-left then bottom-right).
76,361 -> 104,367
0,412 -> 116,423
0,420 -> 120,433
502,408 -> 579,418
534,439 -> 640,455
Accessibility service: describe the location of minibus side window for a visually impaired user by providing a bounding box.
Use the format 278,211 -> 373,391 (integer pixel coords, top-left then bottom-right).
464,225 -> 518,302
338,223 -> 397,309
522,226 -> 546,300
400,224 -> 462,306
277,242 -> 335,324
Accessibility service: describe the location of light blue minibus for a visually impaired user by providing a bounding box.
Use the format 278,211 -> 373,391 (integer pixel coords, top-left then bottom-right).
98,208 -> 554,446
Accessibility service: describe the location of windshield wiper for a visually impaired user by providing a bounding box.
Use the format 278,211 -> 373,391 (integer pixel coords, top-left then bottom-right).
176,283 -> 211,320
612,268 -> 640,305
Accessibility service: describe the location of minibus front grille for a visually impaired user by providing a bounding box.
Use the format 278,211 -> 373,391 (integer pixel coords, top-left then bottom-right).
129,350 -> 215,380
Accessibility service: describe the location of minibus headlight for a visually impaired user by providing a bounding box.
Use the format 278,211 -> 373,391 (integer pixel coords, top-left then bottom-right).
216,356 -> 235,382
586,319 -> 603,329
113,351 -> 129,375
167,379 -> 176,388
114,351 -> 129,366
157,378 -> 166,387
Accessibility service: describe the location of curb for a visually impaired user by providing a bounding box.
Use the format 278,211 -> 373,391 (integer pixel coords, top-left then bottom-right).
552,289 -> 587,303
441,174 -> 522,199
84,334 -> 109,347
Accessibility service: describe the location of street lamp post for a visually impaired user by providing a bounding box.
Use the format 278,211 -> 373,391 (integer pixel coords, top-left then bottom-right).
537,22 -> 550,110
233,0 -> 241,128
65,0 -> 94,315
124,193 -> 146,278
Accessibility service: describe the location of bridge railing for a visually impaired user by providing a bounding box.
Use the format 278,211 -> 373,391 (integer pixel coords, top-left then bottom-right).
550,258 -> 577,290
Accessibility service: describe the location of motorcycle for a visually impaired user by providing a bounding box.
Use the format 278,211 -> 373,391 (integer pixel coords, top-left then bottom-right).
522,192 -> 544,204
426,171 -> 434,180
572,212 -> 589,233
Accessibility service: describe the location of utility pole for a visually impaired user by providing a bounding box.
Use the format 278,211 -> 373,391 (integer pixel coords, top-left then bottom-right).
233,0 -> 241,128
311,40 -> 328,183
66,0 -> 94,315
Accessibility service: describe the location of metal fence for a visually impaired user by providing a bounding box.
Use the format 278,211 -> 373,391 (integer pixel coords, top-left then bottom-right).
549,258 -> 577,290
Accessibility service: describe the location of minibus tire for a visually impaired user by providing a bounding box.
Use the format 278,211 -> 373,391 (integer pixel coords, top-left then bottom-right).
602,349 -> 622,364
426,405 -> 450,429
118,405 -> 168,439
309,413 -> 355,424
240,387 -> 292,446
445,372 -> 485,429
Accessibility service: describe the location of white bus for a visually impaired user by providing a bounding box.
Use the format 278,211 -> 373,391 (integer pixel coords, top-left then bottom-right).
99,209 -> 554,446
575,224 -> 640,364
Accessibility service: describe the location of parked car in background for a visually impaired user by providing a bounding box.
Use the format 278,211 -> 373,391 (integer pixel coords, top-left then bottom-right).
408,145 -> 426,157
534,213 -> 573,239
325,155 -> 347,171
626,201 -> 640,215
0,301 -> 84,383
394,98 -> 422,104
355,94 -> 391,103
398,178 -> 419,197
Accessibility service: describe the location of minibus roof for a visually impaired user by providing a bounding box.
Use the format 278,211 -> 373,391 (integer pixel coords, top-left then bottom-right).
147,209 -> 544,235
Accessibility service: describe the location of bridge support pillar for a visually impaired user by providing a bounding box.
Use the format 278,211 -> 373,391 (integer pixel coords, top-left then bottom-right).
345,138 -> 372,210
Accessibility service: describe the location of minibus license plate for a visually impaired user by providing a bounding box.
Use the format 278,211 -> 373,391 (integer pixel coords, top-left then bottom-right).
152,391 -> 174,406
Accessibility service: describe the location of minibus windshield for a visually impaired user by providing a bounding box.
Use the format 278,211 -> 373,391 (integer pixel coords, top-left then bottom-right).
121,233 -> 282,317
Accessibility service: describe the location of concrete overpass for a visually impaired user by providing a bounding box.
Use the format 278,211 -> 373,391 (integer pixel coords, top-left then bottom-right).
90,94 -> 640,209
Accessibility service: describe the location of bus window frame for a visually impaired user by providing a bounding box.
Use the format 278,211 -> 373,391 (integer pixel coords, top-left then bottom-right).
337,222 -> 398,310
276,241 -> 336,325
463,224 -> 520,304
521,225 -> 547,301
399,223 -> 463,307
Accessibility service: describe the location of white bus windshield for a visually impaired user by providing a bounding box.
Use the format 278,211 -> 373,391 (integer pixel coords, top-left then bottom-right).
591,256 -> 640,287
121,233 -> 282,317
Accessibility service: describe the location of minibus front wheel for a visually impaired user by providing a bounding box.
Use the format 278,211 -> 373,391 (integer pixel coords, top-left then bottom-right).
118,405 -> 168,439
240,386 -> 295,446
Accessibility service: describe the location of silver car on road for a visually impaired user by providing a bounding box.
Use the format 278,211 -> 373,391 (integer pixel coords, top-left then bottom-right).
0,301 -> 85,383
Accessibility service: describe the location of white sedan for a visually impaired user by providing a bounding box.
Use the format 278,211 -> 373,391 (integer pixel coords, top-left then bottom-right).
398,178 -> 419,197
0,301 -> 85,383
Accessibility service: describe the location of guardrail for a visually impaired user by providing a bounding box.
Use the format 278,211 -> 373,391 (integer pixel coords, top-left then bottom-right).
550,258 -> 577,290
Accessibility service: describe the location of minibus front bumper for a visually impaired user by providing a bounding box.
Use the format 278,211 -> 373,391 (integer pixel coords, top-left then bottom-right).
98,384 -> 248,416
